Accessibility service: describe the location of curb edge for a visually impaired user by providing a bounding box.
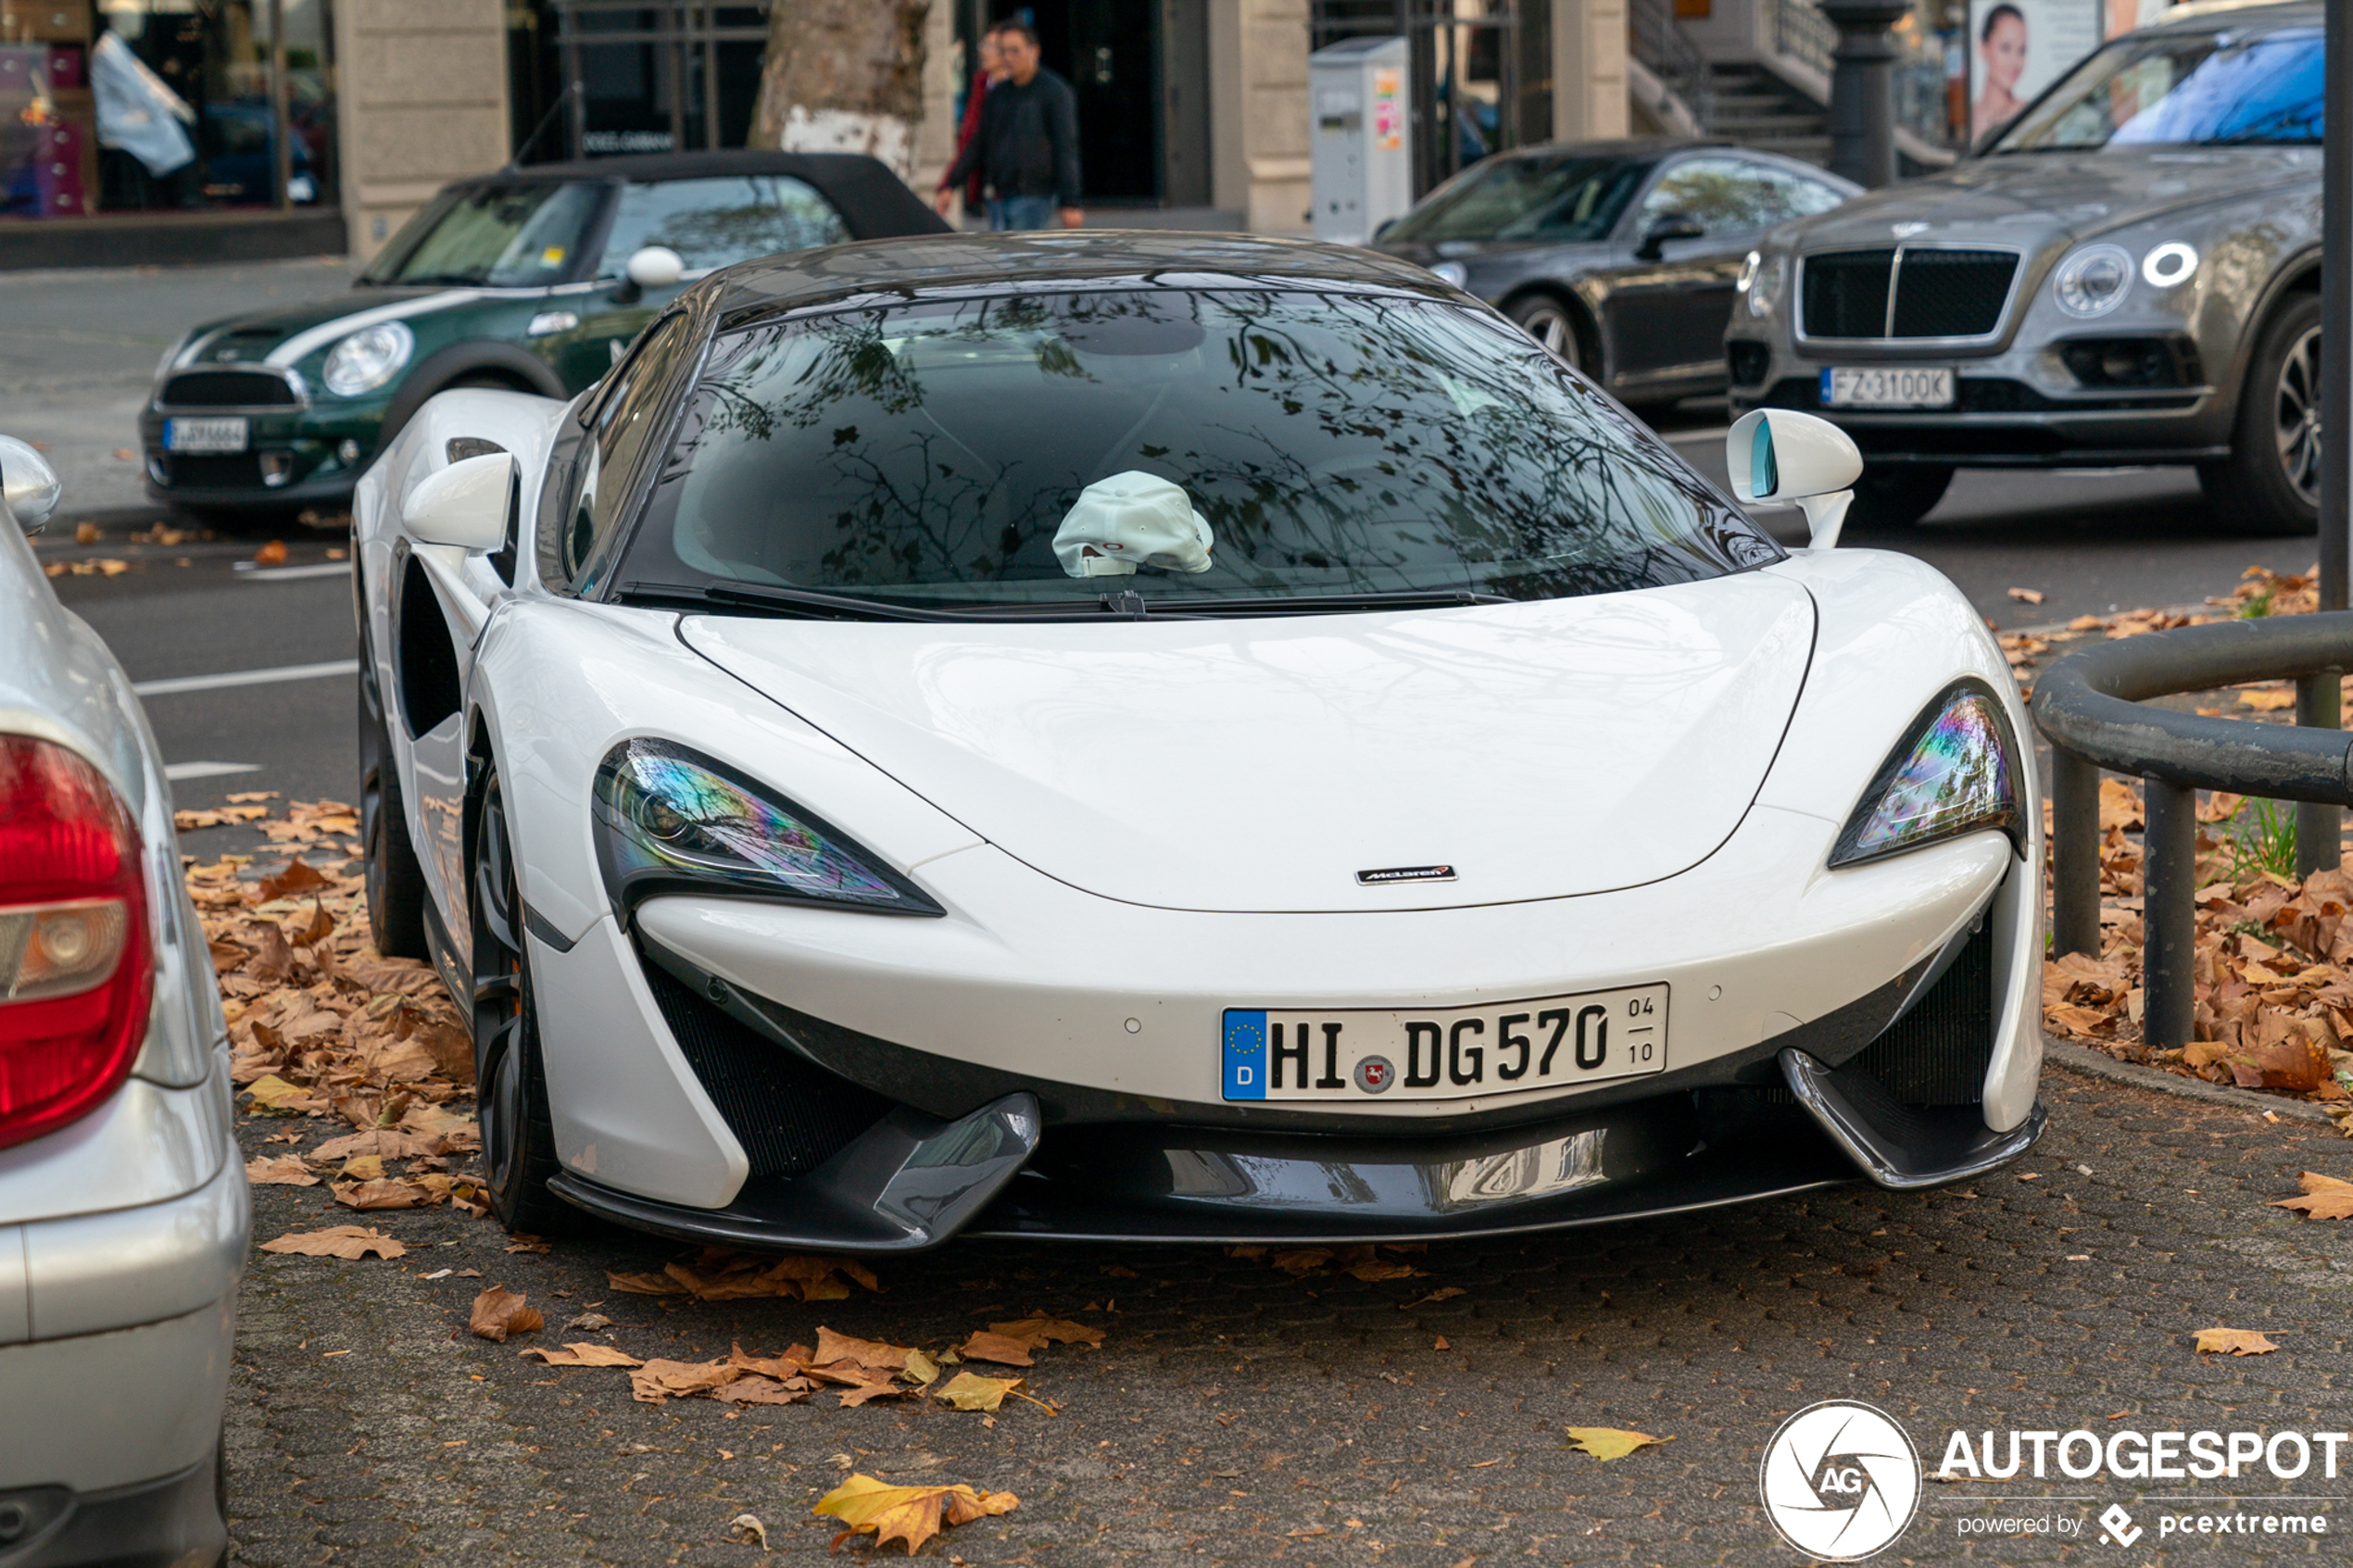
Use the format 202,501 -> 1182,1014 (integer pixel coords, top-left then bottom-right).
2042,1033 -> 2340,1126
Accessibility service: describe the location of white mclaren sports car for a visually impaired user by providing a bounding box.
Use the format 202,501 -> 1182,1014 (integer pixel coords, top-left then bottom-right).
353,232 -> 2043,1251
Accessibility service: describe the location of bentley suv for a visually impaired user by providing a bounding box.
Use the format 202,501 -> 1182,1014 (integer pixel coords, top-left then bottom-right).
1727,1 -> 2326,534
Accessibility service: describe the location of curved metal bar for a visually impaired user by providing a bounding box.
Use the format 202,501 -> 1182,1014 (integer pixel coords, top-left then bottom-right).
2030,612 -> 2353,801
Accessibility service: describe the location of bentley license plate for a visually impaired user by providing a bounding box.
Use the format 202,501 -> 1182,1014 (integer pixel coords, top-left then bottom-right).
164,416 -> 249,453
1221,985 -> 1667,1102
1822,367 -> 1954,408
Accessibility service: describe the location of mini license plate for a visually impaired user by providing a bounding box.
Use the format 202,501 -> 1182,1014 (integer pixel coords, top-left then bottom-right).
1822,367 -> 1954,409
164,416 -> 249,453
1222,985 -> 1668,1102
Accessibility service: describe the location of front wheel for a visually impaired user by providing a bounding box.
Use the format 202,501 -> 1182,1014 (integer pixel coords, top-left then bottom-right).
1508,294 -> 1584,373
2200,293 -> 2323,536
471,769 -> 575,1236
1844,465 -> 1955,531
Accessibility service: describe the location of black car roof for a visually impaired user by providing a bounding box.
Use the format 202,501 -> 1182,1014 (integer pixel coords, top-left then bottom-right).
698,232 -> 1452,320
456,150 -> 950,242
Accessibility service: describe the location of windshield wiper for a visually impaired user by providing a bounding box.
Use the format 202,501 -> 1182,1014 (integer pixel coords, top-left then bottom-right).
1155,588 -> 1516,616
618,580 -> 988,622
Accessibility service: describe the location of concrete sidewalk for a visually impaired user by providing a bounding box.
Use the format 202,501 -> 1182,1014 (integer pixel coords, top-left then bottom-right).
0,256 -> 357,521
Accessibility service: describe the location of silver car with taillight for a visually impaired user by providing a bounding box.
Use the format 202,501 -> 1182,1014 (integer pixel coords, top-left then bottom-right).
0,434 -> 246,1566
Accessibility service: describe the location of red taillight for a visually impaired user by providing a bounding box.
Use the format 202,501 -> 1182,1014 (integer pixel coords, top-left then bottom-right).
0,735 -> 152,1152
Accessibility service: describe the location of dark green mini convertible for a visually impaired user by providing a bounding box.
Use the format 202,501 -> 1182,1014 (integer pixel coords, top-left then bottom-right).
140,151 -> 946,519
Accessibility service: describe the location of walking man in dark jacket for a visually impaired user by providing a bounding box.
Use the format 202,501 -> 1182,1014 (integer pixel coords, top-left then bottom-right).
936,22 -> 1083,231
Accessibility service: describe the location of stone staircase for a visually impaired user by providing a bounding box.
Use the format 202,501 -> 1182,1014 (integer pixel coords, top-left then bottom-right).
1698,60 -> 1831,167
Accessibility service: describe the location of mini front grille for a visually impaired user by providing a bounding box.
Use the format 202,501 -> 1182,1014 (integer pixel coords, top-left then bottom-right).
1848,922 -> 1994,1105
157,454 -> 262,488
1800,247 -> 2019,340
642,962 -> 890,1179
161,370 -> 299,408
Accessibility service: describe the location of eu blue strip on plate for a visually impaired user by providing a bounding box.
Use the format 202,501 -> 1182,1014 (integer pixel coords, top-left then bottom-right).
1223,1010 -> 1266,1100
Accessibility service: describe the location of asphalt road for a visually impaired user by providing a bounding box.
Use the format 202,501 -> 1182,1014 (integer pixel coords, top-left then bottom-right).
228,1067 -> 2353,1565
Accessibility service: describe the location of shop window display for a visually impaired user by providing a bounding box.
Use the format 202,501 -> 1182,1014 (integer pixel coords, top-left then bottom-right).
1,0 -> 336,221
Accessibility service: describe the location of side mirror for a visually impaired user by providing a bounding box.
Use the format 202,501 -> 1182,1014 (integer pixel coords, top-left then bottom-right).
610,245 -> 685,304
0,433 -> 61,534
1637,213 -> 1706,260
1372,219 -> 1398,242
1726,409 -> 1863,548
402,451 -> 515,552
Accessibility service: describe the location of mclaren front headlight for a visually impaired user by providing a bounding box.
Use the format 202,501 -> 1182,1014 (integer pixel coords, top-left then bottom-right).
592,738 -> 942,918
1831,682 -> 2022,868
321,320 -> 414,397
1740,249 -> 1788,320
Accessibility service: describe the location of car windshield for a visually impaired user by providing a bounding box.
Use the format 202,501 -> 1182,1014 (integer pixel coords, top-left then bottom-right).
364,182 -> 605,286
1380,155 -> 1649,243
594,175 -> 851,277
1991,27 -> 2322,152
610,288 -> 1776,613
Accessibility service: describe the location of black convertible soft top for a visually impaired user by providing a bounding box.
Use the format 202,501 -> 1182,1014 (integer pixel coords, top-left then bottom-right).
467,150 -> 950,244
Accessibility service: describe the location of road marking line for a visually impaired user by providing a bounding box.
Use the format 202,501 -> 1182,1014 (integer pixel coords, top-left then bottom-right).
237,562 -> 352,582
133,659 -> 358,696
164,760 -> 260,781
1664,426 -> 1732,446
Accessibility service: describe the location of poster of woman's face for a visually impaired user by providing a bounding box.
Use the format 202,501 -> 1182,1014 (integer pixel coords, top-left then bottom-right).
1969,0 -> 2102,144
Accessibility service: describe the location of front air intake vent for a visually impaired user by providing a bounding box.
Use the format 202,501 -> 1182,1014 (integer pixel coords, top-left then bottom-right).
641,961 -> 890,1178
1848,921 -> 1994,1105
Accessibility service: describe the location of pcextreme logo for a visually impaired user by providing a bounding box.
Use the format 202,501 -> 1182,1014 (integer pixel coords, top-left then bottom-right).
1759,1400 -> 1922,1561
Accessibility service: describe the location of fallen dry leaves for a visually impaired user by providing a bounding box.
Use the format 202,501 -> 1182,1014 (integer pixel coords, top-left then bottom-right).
467,1286 -> 544,1342
2042,777 -> 2353,1116
2193,1327 -> 2280,1356
1564,1427 -> 1673,1461
243,1154 -> 319,1186
1226,1242 -> 1428,1282
521,1343 -> 643,1368
606,1247 -> 880,1302
812,1474 -> 1019,1556
2269,1172 -> 2353,1219
259,1225 -> 407,1261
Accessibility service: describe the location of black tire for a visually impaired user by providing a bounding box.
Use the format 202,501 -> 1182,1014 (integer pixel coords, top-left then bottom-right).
1507,294 -> 1585,373
2200,293 -> 2323,536
1844,464 -> 1955,531
357,632 -> 429,960
471,769 -> 576,1236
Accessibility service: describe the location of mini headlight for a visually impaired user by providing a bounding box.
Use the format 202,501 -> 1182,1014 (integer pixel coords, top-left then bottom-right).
321,320 -> 414,396
2053,244 -> 2133,319
1741,250 -> 1787,320
1831,682 -> 2022,868
591,738 -> 942,918
1429,260 -> 1469,289
2142,241 -> 2198,288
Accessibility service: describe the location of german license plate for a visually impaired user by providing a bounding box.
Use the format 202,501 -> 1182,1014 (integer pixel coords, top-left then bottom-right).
1221,985 -> 1668,1102
1822,367 -> 1953,408
164,417 -> 249,453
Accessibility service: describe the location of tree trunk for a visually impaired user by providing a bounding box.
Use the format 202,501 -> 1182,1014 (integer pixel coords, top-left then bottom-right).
749,0 -> 930,182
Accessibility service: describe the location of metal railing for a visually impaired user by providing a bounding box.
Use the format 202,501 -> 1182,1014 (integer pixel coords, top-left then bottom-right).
1628,0 -> 1714,129
1765,0 -> 1837,79
2032,616 -> 2352,1050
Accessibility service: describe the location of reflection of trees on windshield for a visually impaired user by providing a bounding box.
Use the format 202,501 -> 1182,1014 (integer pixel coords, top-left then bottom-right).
643,289 -> 1774,603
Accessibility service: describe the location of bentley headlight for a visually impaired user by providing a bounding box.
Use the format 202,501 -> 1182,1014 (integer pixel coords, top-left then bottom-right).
1740,250 -> 1787,320
2053,244 -> 2133,319
1831,682 -> 2021,868
321,320 -> 414,396
1428,260 -> 1469,289
592,738 -> 941,918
